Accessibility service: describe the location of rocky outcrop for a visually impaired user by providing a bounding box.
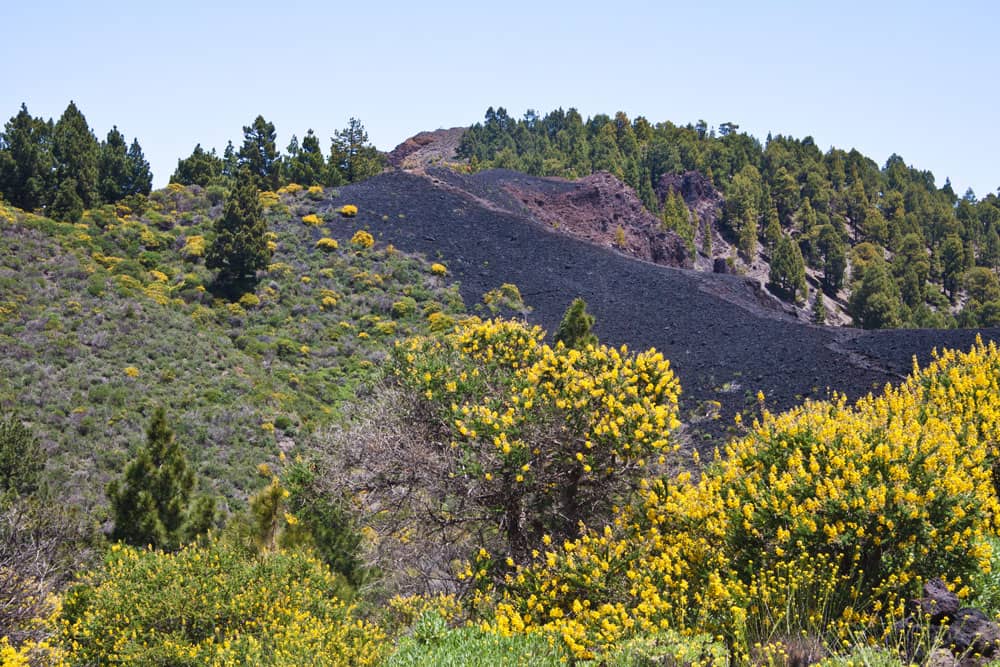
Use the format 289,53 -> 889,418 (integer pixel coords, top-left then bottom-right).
505,171 -> 691,269
656,171 -> 727,270
387,128 -> 466,171
895,579 -> 1000,666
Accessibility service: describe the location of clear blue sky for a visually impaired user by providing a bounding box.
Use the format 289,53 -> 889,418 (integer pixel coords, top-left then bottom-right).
3,0 -> 997,195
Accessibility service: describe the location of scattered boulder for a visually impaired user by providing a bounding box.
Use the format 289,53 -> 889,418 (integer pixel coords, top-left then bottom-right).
895,579 -> 1000,666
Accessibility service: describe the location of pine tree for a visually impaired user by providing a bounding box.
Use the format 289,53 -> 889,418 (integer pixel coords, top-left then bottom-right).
206,167 -> 271,295
171,144 -> 223,187
97,126 -> 130,203
816,224 -> 846,292
125,138 -> 152,196
49,177 -> 84,222
284,129 -> 326,186
940,234 -> 966,302
812,293 -> 827,324
554,297 -> 598,349
238,116 -> 280,190
0,414 -> 43,497
850,262 -> 903,329
769,234 -> 807,302
0,104 -> 54,211
329,118 -> 383,184
52,101 -> 99,208
107,407 -> 215,550
763,203 -> 782,250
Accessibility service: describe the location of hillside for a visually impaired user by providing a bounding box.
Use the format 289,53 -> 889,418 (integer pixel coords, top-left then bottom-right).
4,149 -> 1000,666
327,168 -> 1000,444
456,107 -> 1000,330
4,160 -> 998,493
0,186 -> 465,507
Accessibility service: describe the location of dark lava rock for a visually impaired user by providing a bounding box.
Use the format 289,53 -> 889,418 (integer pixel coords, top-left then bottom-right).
503,171 -> 691,269
915,578 -> 960,622
333,170 -> 1000,448
896,580 -> 1000,665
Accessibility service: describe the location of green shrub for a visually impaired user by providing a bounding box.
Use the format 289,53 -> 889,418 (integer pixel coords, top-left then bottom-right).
385,612 -> 566,667
0,414 -> 43,497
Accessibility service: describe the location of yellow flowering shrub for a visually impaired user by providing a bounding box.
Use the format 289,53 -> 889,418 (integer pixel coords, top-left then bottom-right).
259,191 -> 280,208
0,636 -> 67,666
430,262 -> 447,276
138,227 -> 163,249
122,366 -> 139,378
391,318 -> 681,561
339,204 -> 358,217
181,235 -> 205,258
486,337 -> 1000,659
238,292 -> 261,308
351,230 -> 374,249
278,183 -> 303,194
58,543 -> 385,665
307,185 -> 324,198
316,237 -> 339,252
302,213 -> 323,226
143,281 -> 170,305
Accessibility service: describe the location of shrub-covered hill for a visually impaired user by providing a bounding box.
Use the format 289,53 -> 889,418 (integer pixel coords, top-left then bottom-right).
0,184 -> 464,508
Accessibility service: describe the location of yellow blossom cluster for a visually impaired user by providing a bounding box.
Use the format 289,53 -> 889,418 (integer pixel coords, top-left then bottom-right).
57,543 -> 384,665
302,213 -> 323,226
430,262 -> 448,276
258,191 -> 280,208
339,204 -> 358,217
316,237 -> 339,252
181,235 -> 205,258
486,337 -> 1000,659
277,183 -> 303,195
351,230 -> 374,249
392,318 -> 681,557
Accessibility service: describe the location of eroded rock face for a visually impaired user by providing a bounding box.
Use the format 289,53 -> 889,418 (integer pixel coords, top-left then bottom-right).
656,171 -> 727,270
387,128 -> 466,171
505,171 -> 691,269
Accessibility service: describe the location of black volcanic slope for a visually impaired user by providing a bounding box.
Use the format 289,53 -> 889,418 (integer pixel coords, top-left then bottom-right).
326,170 -> 1000,444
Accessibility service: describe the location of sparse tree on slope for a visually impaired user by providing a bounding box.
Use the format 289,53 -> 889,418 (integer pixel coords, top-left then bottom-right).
0,104 -> 54,211
206,167 -> 271,296
329,118 -> 384,184
97,126 -> 130,203
769,234 -> 807,303
283,129 -> 326,186
850,261 -> 903,329
107,407 -> 215,551
238,115 -> 281,190
49,177 -> 84,222
125,138 -> 152,196
171,144 -> 224,187
0,414 -> 43,498
52,101 -> 100,209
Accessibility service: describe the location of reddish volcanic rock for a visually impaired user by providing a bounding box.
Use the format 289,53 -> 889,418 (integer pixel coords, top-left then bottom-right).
504,171 -> 691,268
